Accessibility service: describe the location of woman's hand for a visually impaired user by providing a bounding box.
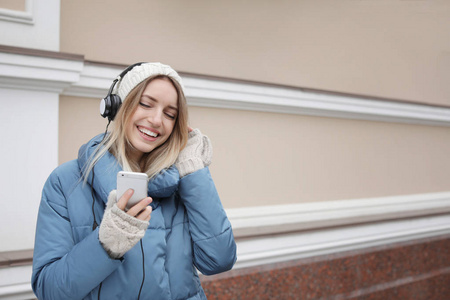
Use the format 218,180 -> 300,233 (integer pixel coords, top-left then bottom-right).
116,189 -> 152,222
99,189 -> 152,259
175,128 -> 213,178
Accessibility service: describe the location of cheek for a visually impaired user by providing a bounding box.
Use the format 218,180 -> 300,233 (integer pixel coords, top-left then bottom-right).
125,118 -> 135,138
161,122 -> 176,142
126,110 -> 142,132
164,119 -> 176,134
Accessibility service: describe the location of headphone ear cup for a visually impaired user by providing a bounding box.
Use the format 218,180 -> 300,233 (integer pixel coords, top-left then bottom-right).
100,94 -> 122,120
109,94 -> 122,121
100,96 -> 110,118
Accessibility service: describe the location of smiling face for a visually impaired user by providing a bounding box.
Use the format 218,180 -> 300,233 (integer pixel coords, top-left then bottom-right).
125,77 -> 178,162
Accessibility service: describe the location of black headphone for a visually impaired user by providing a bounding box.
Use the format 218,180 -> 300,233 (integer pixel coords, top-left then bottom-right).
93,63 -> 146,229
100,62 -> 145,121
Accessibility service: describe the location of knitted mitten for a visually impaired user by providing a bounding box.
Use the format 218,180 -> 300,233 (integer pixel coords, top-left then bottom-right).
175,129 -> 212,178
99,190 -> 149,259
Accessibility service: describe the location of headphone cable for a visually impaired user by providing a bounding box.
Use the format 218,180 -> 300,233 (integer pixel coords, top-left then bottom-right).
137,240 -> 145,300
91,120 -> 112,230
90,119 -> 112,299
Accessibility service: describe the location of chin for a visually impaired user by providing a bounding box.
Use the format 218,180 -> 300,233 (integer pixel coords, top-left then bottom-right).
138,144 -> 158,154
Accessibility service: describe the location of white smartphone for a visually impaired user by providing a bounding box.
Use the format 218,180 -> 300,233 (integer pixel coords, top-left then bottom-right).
117,171 -> 148,210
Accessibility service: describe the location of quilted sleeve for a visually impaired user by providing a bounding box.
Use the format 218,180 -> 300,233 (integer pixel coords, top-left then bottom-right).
178,167 -> 237,275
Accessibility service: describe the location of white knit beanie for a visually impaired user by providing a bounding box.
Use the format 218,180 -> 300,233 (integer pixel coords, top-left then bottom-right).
113,62 -> 184,103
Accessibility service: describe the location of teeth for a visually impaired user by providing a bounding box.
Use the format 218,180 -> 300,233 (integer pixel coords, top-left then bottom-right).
139,127 -> 158,137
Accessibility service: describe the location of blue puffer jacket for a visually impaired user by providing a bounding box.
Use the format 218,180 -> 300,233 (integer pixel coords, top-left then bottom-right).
32,134 -> 237,300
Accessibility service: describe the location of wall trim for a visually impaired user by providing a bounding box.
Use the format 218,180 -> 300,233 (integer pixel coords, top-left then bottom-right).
0,265 -> 34,299
0,0 -> 33,24
183,76 -> 450,126
0,50 -> 83,93
0,282 -> 34,300
228,191 -> 450,238
0,48 -> 449,126
228,191 -> 450,269
62,63 -> 450,127
234,215 -> 450,270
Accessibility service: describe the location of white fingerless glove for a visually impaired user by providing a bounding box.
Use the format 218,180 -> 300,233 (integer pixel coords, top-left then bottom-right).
175,128 -> 213,178
99,190 -> 149,259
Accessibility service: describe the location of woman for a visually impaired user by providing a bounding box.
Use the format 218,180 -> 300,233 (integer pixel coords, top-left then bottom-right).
32,62 -> 237,299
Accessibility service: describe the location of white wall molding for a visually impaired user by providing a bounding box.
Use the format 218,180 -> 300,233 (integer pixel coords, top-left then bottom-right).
183,76 -> 450,126
0,51 -> 83,93
0,266 -> 34,300
0,0 -> 34,24
228,191 -> 450,238
226,191 -> 450,269
234,214 -> 450,270
0,55 -> 448,126
63,63 -> 120,99
61,63 -> 450,127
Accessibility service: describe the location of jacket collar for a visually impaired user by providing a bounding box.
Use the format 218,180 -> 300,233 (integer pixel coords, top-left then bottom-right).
78,134 -> 180,204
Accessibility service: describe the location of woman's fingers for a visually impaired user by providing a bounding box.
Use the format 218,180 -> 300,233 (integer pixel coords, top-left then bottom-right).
116,189 -> 134,210
127,197 -> 153,217
116,189 -> 152,221
136,206 -> 152,221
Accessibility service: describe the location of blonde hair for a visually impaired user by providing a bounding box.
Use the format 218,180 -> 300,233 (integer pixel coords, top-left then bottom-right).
84,75 -> 189,181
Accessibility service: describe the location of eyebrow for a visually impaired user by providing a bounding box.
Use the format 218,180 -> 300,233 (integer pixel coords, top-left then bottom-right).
141,95 -> 178,111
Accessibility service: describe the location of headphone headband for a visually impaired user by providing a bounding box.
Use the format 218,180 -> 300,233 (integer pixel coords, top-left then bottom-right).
117,62 -> 145,80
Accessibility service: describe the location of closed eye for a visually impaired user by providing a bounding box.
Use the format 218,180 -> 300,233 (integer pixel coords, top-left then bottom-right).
139,102 -> 151,108
165,113 -> 176,120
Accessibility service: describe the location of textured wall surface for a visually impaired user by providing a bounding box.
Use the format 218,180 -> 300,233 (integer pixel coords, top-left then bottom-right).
201,235 -> 450,299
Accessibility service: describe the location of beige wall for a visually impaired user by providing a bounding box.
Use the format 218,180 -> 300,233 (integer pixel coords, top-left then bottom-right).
60,96 -> 450,209
61,0 -> 450,107
0,0 -> 25,11
59,96 -> 107,166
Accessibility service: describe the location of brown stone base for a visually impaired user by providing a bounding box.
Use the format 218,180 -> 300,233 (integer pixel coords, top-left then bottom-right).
200,234 -> 450,299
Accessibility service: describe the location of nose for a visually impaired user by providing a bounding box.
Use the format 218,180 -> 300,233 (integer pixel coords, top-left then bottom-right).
148,109 -> 162,127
